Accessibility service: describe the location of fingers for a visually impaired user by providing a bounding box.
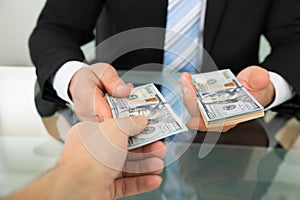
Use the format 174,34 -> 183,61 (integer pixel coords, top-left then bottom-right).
123,157 -> 164,175
71,68 -> 99,118
94,88 -> 113,121
187,117 -> 206,130
70,63 -> 133,122
90,63 -> 133,97
178,73 -> 201,118
188,117 -> 236,132
179,72 -> 193,83
179,72 -> 239,132
122,142 -> 166,177
114,175 -> 162,199
127,141 -> 167,160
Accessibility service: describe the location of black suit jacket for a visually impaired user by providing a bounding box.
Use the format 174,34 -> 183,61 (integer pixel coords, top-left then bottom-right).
29,0 -> 300,108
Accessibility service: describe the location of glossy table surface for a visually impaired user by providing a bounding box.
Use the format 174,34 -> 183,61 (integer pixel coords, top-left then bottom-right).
1,67 -> 300,200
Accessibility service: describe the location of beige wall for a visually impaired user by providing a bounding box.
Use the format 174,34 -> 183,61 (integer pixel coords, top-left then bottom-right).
0,0 -> 270,66
0,0 -> 47,66
0,0 -> 95,66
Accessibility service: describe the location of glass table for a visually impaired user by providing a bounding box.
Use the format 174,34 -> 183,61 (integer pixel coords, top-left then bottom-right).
121,119 -> 300,200
1,67 -> 300,200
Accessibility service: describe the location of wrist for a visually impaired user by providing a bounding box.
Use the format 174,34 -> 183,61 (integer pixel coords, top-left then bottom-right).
53,61 -> 89,104
265,71 -> 296,110
68,71 -> 79,101
264,82 -> 275,107
7,167 -> 59,200
55,161 -> 115,199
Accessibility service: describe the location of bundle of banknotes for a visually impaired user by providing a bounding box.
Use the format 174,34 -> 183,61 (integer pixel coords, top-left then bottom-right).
106,83 -> 188,149
192,69 -> 265,128
106,70 -> 264,148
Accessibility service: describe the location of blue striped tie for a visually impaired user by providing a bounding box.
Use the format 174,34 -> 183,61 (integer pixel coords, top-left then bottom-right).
162,0 -> 203,117
163,0 -> 202,73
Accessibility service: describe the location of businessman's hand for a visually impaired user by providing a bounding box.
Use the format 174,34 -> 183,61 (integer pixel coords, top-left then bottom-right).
236,66 -> 275,107
69,63 -> 133,122
8,116 -> 167,200
179,66 -> 274,132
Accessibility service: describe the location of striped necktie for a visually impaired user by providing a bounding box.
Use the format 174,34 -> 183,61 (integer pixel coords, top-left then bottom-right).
162,0 -> 203,117
163,0 -> 203,73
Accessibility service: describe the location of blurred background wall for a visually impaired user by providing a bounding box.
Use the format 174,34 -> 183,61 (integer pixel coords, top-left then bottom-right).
0,0 -> 270,66
0,0 -> 46,66
0,0 -> 95,66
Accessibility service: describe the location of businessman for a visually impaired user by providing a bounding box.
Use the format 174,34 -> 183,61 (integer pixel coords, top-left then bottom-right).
29,0 -> 300,130
7,116 -> 167,200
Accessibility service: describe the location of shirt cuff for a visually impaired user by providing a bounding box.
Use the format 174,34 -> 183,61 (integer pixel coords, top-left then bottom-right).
265,71 -> 296,110
53,61 -> 89,104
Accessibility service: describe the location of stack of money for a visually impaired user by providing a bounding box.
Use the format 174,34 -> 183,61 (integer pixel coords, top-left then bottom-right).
192,69 -> 264,128
106,83 -> 188,149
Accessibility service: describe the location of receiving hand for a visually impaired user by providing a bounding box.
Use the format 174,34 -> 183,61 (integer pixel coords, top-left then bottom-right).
179,66 -> 275,132
58,116 -> 166,199
69,63 -> 133,122
8,116 -> 167,200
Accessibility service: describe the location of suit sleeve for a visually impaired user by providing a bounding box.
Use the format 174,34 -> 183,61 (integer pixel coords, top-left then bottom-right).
261,0 -> 300,96
29,0 -> 104,104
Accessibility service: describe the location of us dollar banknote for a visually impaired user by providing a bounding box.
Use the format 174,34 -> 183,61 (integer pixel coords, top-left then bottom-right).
106,83 -> 188,149
192,69 -> 264,127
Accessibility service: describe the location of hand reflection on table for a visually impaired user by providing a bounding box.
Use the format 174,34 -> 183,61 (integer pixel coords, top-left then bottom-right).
176,120 -> 270,200
177,145 -> 259,199
121,120 -> 283,200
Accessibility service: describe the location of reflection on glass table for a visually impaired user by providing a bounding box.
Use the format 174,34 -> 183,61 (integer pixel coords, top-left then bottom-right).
121,120 -> 300,200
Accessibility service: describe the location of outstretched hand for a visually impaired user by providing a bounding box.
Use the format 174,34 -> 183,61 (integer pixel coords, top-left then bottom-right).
179,66 -> 274,132
8,117 -> 167,200
237,66 -> 274,107
69,63 -> 133,122
58,116 -> 167,199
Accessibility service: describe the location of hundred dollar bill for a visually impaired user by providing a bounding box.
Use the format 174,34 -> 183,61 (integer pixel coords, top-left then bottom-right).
192,69 -> 264,128
106,83 -> 188,149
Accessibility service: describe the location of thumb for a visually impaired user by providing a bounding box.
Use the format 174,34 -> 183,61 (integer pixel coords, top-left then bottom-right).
100,116 -> 148,151
107,116 -> 149,141
237,66 -> 269,91
74,116 -> 148,171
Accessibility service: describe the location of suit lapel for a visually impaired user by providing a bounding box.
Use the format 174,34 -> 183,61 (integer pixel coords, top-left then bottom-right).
204,0 -> 228,52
